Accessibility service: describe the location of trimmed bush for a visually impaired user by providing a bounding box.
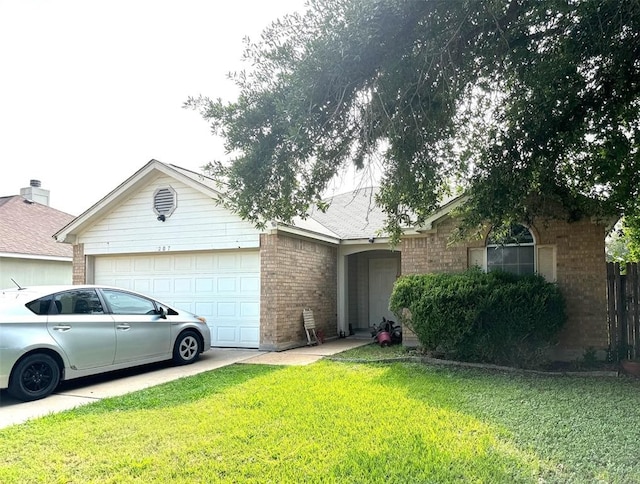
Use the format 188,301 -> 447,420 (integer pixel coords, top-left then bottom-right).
390,268 -> 566,366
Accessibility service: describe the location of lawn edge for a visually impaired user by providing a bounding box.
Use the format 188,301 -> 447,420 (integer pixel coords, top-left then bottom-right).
326,355 -> 621,378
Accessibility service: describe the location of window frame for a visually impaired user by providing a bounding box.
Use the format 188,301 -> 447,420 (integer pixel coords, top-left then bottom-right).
486,224 -> 536,276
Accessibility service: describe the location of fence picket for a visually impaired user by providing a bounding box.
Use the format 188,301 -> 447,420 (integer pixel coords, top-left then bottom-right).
631,263 -> 640,359
607,262 -> 640,360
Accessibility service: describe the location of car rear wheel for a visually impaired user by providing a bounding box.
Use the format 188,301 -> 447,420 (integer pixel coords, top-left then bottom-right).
173,331 -> 201,365
8,353 -> 61,401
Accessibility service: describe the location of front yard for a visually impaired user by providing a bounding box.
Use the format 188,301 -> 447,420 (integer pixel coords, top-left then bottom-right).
1,358 -> 639,483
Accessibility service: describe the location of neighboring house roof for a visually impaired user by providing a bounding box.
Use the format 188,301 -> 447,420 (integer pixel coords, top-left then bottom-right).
0,195 -> 74,259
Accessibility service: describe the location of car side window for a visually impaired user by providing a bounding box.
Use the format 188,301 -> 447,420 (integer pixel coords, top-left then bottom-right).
54,289 -> 104,315
25,295 -> 53,315
102,289 -> 157,315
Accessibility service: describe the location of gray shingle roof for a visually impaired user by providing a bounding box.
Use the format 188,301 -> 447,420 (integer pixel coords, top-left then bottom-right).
166,163 -> 223,193
165,161 -> 388,240
308,187 -> 387,240
0,196 -> 74,258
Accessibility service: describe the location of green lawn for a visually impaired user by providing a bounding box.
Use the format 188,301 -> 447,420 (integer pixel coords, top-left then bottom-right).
1,357 -> 639,483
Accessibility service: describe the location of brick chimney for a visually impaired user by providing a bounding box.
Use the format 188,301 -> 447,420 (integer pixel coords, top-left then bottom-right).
20,179 -> 50,206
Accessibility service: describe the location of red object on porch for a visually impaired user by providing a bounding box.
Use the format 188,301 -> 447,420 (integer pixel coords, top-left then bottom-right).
376,331 -> 391,347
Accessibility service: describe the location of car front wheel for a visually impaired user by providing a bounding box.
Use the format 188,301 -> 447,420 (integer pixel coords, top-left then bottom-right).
8,353 -> 61,401
173,331 -> 201,365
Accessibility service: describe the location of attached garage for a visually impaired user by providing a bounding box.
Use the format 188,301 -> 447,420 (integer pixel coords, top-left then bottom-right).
54,160 -> 341,352
93,251 -> 260,348
54,161 -> 267,349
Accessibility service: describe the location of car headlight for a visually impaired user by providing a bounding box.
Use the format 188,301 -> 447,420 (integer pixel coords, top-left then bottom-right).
197,316 -> 207,324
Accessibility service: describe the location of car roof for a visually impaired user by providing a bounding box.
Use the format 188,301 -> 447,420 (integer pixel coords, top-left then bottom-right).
0,285 -> 148,300
1,284 -> 95,294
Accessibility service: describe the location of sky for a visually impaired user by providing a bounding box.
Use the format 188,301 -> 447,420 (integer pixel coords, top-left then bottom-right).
0,0 -> 316,216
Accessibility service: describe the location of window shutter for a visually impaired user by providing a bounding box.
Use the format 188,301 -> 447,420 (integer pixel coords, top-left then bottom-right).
468,247 -> 486,270
536,245 -> 556,282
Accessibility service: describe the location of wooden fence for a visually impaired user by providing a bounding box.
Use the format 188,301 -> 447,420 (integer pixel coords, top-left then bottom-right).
607,262 -> 640,360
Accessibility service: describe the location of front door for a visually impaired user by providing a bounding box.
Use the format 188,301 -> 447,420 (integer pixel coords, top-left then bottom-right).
368,258 -> 398,325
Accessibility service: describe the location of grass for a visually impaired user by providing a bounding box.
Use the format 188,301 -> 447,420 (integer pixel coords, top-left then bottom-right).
1,356 -> 640,483
330,341 -> 417,361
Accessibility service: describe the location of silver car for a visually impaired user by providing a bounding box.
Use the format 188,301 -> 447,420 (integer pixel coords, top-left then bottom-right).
0,285 -> 211,401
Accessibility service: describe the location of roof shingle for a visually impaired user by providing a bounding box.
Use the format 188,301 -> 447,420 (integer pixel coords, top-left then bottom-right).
308,187 -> 387,240
0,196 -> 74,258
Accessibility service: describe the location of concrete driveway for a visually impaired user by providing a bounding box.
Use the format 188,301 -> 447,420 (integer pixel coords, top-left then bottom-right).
0,338 -> 369,429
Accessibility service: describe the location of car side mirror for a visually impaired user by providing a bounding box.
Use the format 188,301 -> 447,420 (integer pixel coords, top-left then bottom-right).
157,306 -> 167,319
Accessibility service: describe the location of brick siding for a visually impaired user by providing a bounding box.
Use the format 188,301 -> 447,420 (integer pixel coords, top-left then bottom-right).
536,217 -> 608,356
260,232 -> 337,350
72,243 -> 86,285
401,216 -> 609,359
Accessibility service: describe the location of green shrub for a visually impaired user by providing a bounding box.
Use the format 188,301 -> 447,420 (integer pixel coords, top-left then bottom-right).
390,268 -> 566,366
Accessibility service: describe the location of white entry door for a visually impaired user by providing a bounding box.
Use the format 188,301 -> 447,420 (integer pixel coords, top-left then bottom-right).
368,258 -> 399,324
93,251 -> 260,348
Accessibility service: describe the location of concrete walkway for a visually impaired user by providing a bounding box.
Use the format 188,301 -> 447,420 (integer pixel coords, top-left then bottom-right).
0,338 -> 370,429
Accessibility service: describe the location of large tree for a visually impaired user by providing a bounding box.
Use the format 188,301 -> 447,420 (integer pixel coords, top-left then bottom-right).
186,0 -> 640,242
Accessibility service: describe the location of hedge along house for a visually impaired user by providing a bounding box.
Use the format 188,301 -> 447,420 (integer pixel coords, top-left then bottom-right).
400,197 -> 613,360
54,159 -> 611,358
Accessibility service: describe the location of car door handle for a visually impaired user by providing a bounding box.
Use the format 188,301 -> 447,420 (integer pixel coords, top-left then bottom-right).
52,325 -> 72,332
117,324 -> 131,331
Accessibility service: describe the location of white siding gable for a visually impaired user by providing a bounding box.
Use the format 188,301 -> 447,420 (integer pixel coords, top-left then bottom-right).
78,174 -> 262,255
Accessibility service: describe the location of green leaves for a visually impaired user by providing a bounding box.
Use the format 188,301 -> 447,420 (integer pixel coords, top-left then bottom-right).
188,0 -> 640,236
389,269 -> 566,366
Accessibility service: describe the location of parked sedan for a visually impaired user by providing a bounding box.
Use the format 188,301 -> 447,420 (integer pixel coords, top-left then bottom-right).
0,285 -> 211,401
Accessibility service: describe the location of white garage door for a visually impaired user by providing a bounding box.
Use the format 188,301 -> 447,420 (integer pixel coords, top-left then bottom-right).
93,251 -> 260,348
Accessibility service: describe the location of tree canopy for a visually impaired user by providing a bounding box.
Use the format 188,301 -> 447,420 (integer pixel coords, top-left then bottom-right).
606,214 -> 640,263
186,0 -> 640,242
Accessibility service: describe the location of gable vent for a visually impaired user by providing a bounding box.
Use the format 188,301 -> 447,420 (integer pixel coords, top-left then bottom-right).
153,187 -> 177,217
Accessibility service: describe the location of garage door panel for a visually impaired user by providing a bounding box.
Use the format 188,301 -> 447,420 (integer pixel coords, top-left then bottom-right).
215,326 -> 237,343
133,257 -> 153,272
174,278 -> 193,293
195,255 -> 215,270
195,278 -> 213,292
151,257 -> 171,271
241,302 -> 259,317
94,251 -> 260,348
174,255 -> 193,271
240,253 -> 259,269
133,279 -> 152,293
150,277 -> 173,294
239,326 -> 259,344
218,254 -> 238,270
217,302 -> 236,317
240,277 -> 259,293
195,302 -> 214,315
116,259 -> 132,272
217,278 -> 237,292
114,279 -> 133,290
